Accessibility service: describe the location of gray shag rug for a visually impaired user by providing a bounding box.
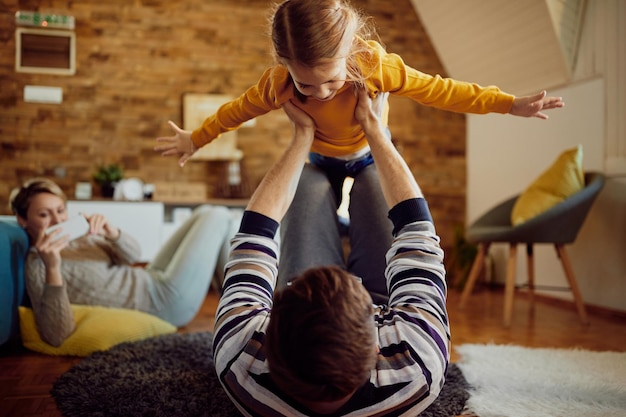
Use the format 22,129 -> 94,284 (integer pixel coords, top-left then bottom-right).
52,332 -> 469,417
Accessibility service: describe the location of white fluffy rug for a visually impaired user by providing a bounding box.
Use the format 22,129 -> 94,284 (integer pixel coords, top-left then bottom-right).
455,344 -> 626,417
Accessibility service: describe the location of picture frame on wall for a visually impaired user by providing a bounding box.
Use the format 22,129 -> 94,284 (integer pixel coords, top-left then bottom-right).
182,93 -> 243,161
15,28 -> 76,75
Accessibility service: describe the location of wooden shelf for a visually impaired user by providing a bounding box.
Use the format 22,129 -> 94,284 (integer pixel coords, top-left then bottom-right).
73,198 -> 248,207
162,198 -> 248,208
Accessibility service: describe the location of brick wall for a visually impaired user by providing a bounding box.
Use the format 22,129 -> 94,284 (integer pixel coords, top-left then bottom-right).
0,0 -> 467,252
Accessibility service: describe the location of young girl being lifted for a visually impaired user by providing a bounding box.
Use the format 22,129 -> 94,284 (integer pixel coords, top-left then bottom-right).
155,0 -> 564,203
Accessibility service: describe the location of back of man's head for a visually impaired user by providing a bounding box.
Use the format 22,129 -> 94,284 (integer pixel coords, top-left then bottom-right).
265,265 -> 377,403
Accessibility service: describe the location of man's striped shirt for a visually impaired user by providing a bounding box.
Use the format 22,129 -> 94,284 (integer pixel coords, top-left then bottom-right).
213,198 -> 449,416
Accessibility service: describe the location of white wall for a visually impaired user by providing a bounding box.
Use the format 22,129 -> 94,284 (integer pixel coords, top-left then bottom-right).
67,201 -> 164,262
574,0 -> 626,175
467,78 -> 625,312
412,0 -> 576,95
465,0 -> 626,313
468,78 -> 605,221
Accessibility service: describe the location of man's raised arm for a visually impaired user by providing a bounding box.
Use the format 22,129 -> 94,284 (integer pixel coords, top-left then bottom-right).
354,90 -> 423,209
245,102 -> 315,222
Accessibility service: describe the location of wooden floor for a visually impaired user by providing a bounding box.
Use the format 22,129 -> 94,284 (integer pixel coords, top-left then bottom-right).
1,287 -> 625,417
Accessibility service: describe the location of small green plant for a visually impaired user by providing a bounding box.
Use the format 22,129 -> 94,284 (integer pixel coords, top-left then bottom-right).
92,164 -> 124,198
448,225 -> 478,290
92,163 -> 124,185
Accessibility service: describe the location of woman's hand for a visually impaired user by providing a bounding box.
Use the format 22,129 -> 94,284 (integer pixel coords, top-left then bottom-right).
154,120 -> 197,167
34,228 -> 67,268
85,213 -> 120,240
33,227 -> 68,286
510,90 -> 564,120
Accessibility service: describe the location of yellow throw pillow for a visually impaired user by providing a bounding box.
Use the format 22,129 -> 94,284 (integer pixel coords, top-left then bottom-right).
19,305 -> 176,356
511,145 -> 584,226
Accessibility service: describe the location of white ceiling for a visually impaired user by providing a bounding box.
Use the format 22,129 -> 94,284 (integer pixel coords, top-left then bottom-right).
411,0 -> 586,95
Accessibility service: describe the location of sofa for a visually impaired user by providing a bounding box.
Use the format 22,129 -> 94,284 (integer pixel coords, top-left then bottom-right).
0,218 -> 29,348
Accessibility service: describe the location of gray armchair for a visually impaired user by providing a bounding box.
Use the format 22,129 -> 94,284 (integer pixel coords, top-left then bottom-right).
459,172 -> 605,326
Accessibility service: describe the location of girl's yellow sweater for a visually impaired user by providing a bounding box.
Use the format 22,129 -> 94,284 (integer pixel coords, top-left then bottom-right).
191,40 -> 515,158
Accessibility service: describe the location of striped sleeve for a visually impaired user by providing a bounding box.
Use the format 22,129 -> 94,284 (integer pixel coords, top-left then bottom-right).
370,198 -> 450,416
211,211 -> 282,414
213,210 -> 279,368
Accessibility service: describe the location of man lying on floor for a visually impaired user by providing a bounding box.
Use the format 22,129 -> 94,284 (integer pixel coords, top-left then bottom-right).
213,89 -> 449,416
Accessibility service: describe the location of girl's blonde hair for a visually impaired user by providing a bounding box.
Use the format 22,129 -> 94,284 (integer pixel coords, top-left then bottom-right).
9,178 -> 66,219
270,0 -> 380,89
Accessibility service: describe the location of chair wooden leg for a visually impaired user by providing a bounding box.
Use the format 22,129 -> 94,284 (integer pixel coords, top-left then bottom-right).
526,244 -> 535,306
555,244 -> 589,324
459,242 -> 490,309
503,244 -> 518,327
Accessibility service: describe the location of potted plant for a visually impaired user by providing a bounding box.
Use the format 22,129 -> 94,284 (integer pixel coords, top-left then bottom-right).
92,163 -> 124,198
447,225 -> 478,290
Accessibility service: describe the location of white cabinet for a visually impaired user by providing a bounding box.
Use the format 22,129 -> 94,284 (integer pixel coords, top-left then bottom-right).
67,199 -> 248,263
67,201 -> 164,262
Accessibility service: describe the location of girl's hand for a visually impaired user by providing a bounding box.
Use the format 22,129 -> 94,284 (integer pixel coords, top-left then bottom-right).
85,213 -> 120,240
510,90 -> 564,120
154,120 -> 197,167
